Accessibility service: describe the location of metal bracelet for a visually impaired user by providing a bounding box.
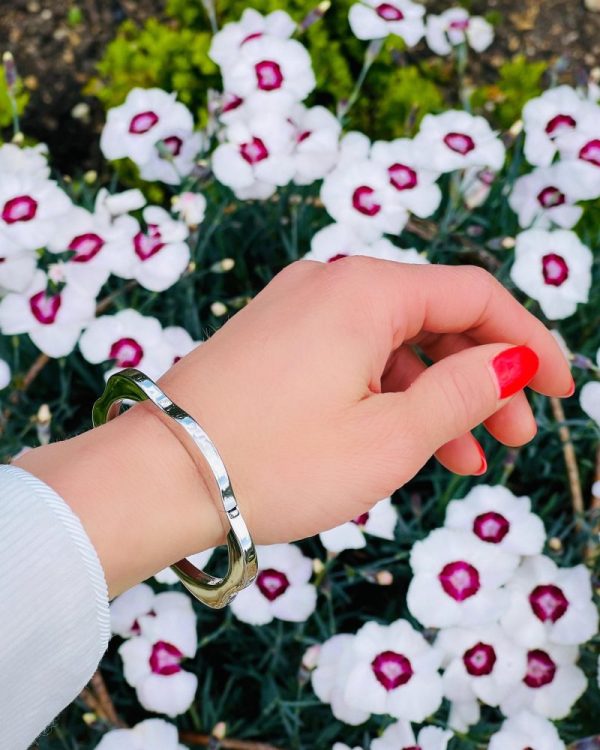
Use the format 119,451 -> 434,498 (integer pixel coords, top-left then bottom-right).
91,367 -> 258,608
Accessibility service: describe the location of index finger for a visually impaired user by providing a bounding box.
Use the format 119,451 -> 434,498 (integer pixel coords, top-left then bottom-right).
334,259 -> 573,397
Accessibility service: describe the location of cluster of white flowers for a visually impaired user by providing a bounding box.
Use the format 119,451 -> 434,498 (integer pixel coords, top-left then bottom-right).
310,485 -> 597,747
95,718 -> 187,750
109,583 -> 200,717
508,85 -> 600,320
348,1 -> 494,57
580,346 -> 600,428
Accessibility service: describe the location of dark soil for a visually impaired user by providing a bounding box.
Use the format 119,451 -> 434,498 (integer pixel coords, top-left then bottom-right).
1,0 -> 600,172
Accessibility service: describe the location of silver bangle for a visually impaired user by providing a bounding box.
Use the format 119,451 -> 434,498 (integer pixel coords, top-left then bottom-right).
91,367 -> 258,608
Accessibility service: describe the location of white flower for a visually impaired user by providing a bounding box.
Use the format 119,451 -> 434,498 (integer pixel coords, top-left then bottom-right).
305,224 -> 427,264
426,8 -> 494,55
407,528 -> 518,628
580,381 -> 600,427
488,711 -> 565,750
414,111 -> 505,173
118,594 -> 198,717
509,163 -> 600,229
79,308 -> 174,381
461,166 -> 496,208
555,107 -> 600,198
139,130 -> 205,186
312,634 -> 371,725
437,624 -> 527,711
370,138 -> 442,217
100,88 -> 194,166
321,161 -> 408,242
500,555 -> 598,648
0,142 -> 50,180
332,744 -> 362,750
111,206 -> 191,293
522,85 -> 597,167
110,583 -> 194,639
510,229 -> 593,320
0,268 -> 95,357
319,496 -> 397,553
46,205 -> 139,293
444,484 -> 546,559
162,325 -> 202,367
95,718 -> 188,750
447,698 -> 481,733
0,173 -> 72,251
289,104 -> 341,185
338,131 -> 372,164
0,233 -> 37,292
222,37 -> 315,106
343,620 -> 443,722
97,188 -> 147,217
154,548 -> 214,585
0,358 -> 10,389
499,643 -> 587,719
229,543 -> 317,625
208,8 -> 296,69
371,720 -> 452,750
172,192 -> 207,228
212,113 -> 296,199
348,0 -> 425,46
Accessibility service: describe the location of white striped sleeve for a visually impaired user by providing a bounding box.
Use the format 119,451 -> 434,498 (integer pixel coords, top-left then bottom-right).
0,463 -> 111,749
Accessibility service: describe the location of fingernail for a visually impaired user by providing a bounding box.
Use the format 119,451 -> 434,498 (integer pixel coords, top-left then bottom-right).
473,439 -> 487,475
491,345 -> 539,399
563,379 -> 575,397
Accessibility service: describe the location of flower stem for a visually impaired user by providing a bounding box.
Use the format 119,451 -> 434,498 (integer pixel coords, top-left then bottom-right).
337,38 -> 384,123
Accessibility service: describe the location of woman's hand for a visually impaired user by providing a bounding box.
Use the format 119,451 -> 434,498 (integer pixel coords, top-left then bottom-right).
159,258 -> 573,547
13,258 -> 573,597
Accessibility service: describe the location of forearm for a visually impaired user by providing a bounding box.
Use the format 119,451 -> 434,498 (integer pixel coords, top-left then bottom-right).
11,397 -> 226,598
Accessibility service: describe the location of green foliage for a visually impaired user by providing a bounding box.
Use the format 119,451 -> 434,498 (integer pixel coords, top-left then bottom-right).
0,74 -> 29,131
471,55 -> 548,129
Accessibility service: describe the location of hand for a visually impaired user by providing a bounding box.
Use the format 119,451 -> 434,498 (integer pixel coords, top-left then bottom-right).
159,258 -> 573,546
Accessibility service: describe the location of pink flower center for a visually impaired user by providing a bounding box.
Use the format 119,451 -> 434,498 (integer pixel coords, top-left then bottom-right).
443,132 -> 475,155
473,511 -> 510,544
463,641 -> 497,676
449,18 -> 470,31
545,114 -> 577,136
161,135 -> 183,157
29,290 -> 61,325
579,139 -> 600,167
541,253 -> 569,286
439,560 -> 481,601
352,186 -> 381,216
256,568 -> 290,601
537,186 -> 566,208
242,31 -> 263,44
69,232 -> 105,263
2,195 -> 38,224
297,130 -> 312,143
353,512 -> 370,526
109,337 -> 144,367
240,137 -> 269,165
255,60 -> 284,91
134,225 -> 165,261
222,93 -> 244,113
129,111 -> 159,134
523,649 -> 556,688
529,584 -> 569,623
376,3 -> 404,20
149,640 -> 184,675
327,253 -> 349,262
371,651 -> 413,691
388,163 -> 418,191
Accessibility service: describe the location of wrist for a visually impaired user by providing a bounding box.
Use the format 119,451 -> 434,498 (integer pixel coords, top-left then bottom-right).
12,396 -> 226,598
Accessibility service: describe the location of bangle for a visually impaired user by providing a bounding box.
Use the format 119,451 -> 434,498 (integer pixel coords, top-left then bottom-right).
91,367 -> 258,609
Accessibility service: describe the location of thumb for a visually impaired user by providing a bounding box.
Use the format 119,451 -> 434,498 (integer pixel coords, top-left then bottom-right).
372,344 -> 539,469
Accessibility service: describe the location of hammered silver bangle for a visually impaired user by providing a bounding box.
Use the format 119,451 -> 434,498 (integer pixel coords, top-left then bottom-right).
91,367 -> 258,608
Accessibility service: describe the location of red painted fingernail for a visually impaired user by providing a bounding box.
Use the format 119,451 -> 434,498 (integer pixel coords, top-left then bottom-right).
491,346 -> 539,399
473,439 -> 487,475
563,379 -> 575,397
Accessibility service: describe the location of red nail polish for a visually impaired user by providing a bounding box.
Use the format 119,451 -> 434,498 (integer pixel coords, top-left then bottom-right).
491,346 -> 539,399
564,379 -> 575,397
473,440 -> 487,475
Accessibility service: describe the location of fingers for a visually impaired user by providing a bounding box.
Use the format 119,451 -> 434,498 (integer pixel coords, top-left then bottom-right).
324,258 -> 573,397
366,343 -> 540,475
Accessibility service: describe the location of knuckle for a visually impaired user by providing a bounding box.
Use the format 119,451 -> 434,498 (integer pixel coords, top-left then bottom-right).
438,365 -> 478,431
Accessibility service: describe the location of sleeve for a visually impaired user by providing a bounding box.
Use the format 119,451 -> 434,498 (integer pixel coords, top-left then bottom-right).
0,463 -> 111,750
